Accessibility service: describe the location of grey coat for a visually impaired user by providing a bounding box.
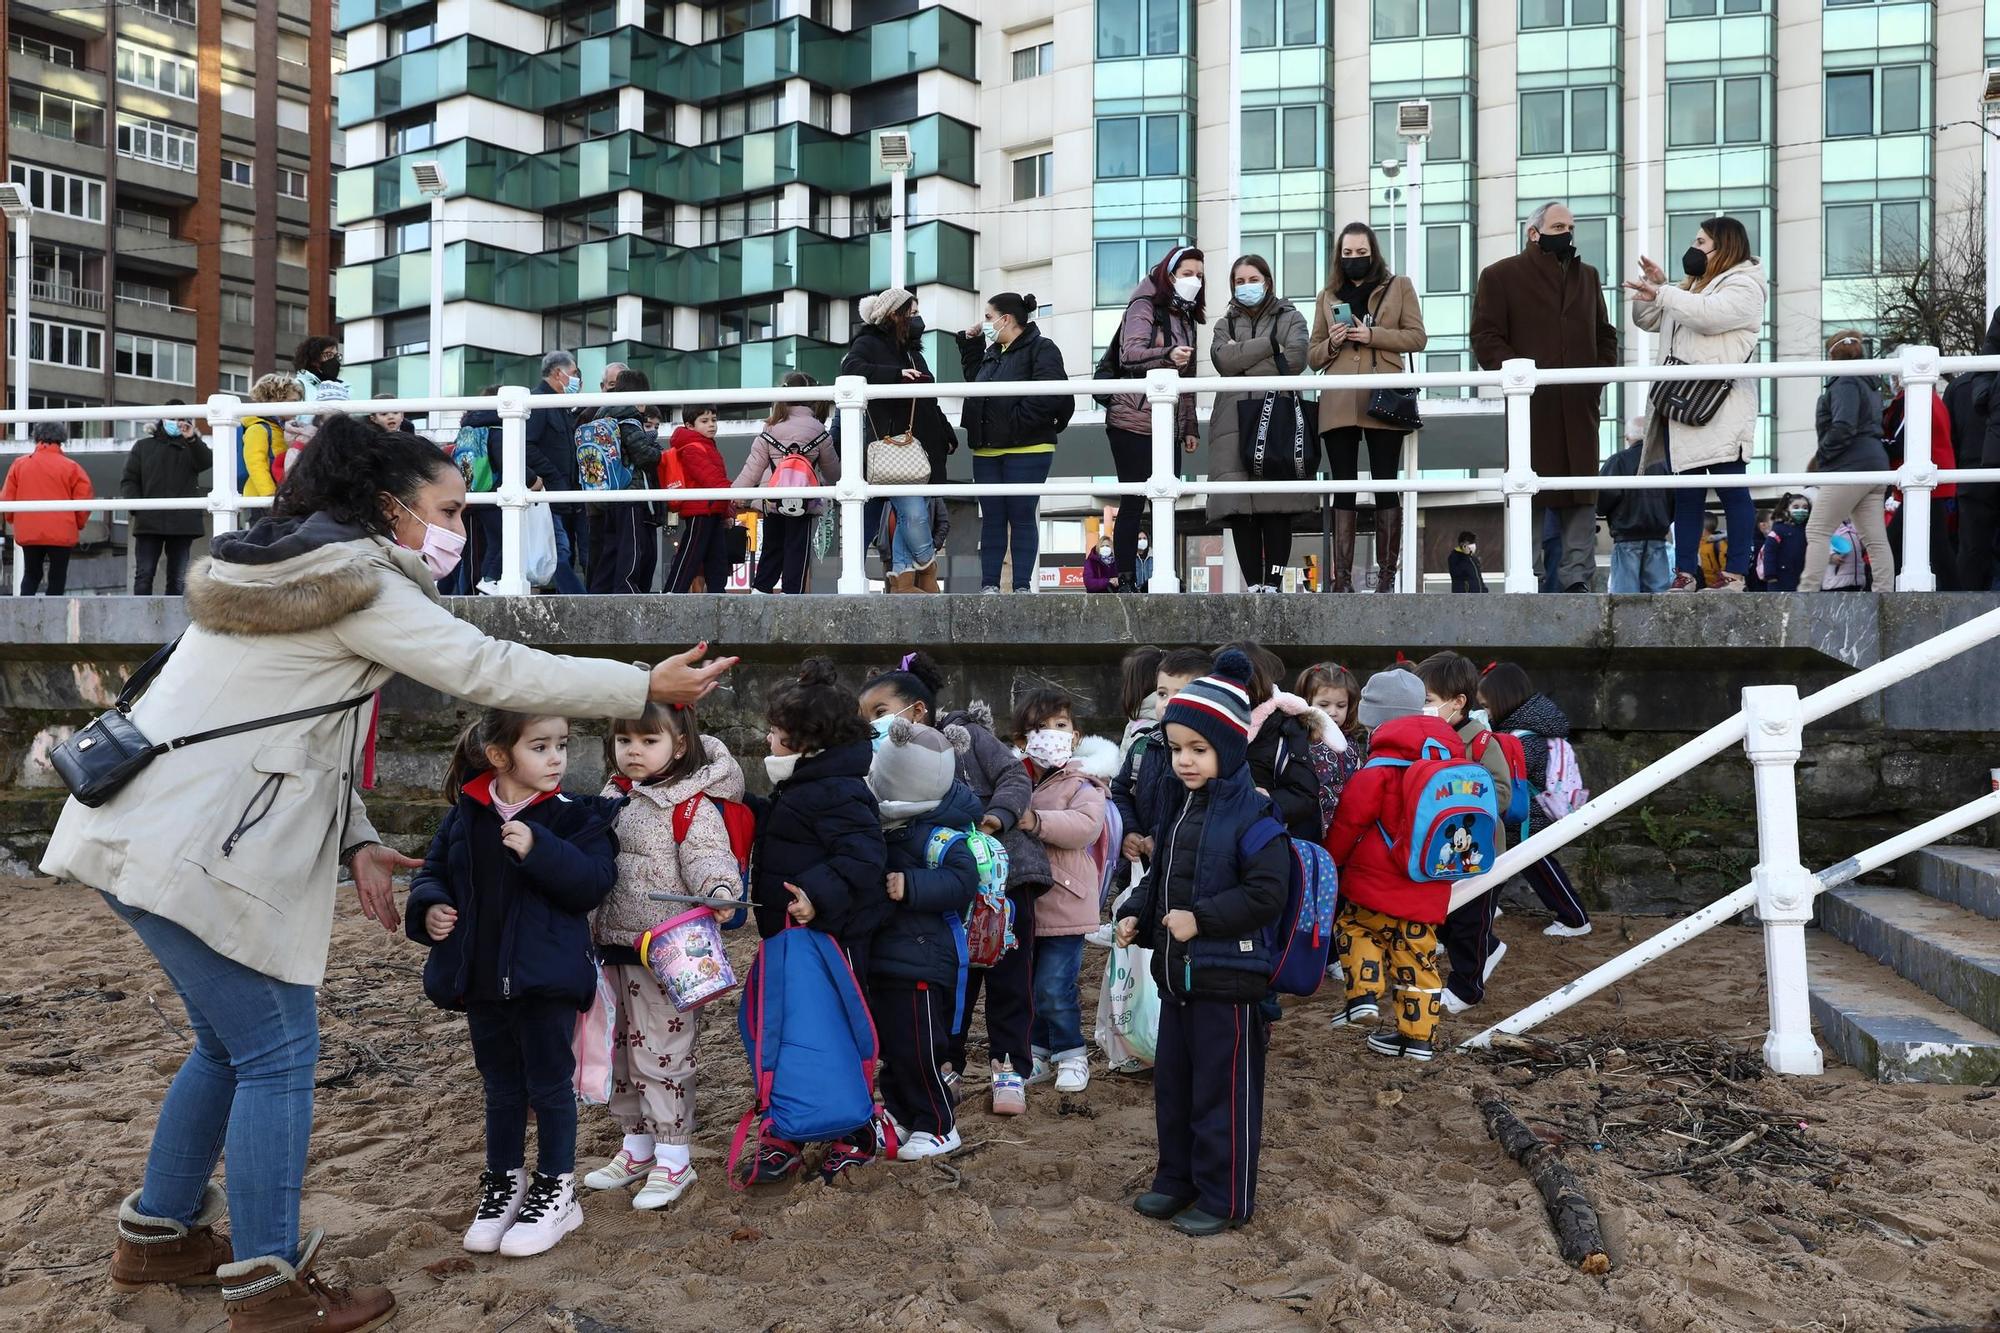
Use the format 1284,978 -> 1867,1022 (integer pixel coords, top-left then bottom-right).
1205,298 -> 1316,520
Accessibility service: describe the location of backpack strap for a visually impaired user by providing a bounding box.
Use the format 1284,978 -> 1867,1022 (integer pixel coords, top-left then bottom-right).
727,938 -> 778,1191
1237,814 -> 1288,860
810,930 -> 880,1111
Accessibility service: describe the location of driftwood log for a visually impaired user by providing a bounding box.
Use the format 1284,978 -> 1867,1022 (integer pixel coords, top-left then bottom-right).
1478,1095 -> 1612,1275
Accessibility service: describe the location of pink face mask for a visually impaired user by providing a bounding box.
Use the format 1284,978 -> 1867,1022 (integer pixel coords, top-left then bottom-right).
395,497 -> 466,580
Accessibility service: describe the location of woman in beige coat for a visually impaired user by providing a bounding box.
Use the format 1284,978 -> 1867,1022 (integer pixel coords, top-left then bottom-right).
1207,255 -> 1313,591
39,415 -> 732,1329
1628,216 -> 1766,591
1308,222 -> 1427,591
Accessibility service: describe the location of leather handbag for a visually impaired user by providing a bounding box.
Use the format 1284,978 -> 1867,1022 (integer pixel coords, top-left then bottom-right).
1366,384 -> 1423,432
49,635 -> 374,809
1648,353 -> 1741,428
865,402 -> 930,485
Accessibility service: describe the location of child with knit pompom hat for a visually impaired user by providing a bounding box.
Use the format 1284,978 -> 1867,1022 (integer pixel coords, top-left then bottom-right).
1116,650 -> 1291,1236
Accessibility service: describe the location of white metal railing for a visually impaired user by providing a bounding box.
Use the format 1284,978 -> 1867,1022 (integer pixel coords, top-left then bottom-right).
2,346 -> 2000,599
30,280 -> 104,311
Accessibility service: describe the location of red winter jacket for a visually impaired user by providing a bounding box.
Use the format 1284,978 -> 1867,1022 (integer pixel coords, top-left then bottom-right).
670,426 -> 731,517
1,442 -> 93,548
1322,715 -> 1468,926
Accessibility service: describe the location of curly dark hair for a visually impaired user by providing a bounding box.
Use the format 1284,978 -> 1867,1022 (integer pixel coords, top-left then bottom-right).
272,412 -> 454,538
293,335 -> 341,374
1011,686 -> 1076,742
863,650 -> 946,716
767,657 -> 870,754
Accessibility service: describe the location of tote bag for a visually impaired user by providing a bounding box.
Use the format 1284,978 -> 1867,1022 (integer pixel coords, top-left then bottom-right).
521,502 -> 559,587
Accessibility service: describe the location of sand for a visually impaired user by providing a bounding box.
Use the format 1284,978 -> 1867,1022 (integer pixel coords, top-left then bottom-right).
1,876 -> 1997,1333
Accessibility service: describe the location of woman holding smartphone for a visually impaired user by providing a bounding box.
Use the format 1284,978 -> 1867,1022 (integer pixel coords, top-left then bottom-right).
1308,222 -> 1427,592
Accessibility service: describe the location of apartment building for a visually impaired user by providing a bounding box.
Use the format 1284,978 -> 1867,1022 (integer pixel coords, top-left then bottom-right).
1,0 -> 340,437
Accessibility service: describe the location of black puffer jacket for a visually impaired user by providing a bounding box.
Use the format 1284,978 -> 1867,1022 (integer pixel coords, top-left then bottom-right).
871,781 -> 982,988
1247,711 -> 1323,842
937,703 -> 1046,891
841,322 -> 959,484
746,739 -> 887,941
1492,692 -> 1573,836
953,324 -> 1075,451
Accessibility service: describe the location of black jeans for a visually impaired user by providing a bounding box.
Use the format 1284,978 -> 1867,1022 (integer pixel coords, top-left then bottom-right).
664,514 -> 734,593
945,888 -> 1037,1075
870,981 -> 957,1139
587,502 -> 656,594
1106,426 -> 1155,581
21,546 -> 71,596
466,998 -> 578,1176
1321,426 -> 1404,514
133,534 -> 194,596
1228,514 -> 1293,588
1958,485 -> 2000,592
754,512 -> 814,594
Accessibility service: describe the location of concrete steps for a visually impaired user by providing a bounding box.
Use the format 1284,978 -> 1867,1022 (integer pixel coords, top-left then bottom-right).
1817,885 -> 2000,1038
1805,932 -> 2000,1085
1908,846 -> 2000,922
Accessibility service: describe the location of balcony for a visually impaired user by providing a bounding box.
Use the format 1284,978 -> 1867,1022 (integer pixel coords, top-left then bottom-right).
30,280 -> 105,312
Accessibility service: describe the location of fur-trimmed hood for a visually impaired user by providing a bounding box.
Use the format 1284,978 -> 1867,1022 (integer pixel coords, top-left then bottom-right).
1248,689 -> 1342,751
1069,734 -> 1122,781
184,512 -> 432,637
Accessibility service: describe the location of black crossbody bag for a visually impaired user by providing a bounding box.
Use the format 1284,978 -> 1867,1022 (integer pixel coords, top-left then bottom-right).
50,634 -> 374,809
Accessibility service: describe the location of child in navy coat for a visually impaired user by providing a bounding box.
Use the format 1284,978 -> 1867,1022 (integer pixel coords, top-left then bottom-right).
405,709 -> 621,1260
867,719 -> 983,1162
1116,651 -> 1290,1236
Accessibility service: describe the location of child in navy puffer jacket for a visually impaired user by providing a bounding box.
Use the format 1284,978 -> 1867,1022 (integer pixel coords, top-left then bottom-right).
405,710 -> 620,1262
867,720 -> 983,1163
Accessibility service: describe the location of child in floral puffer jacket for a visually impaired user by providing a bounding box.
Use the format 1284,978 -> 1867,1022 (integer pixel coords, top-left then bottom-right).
580,700 -> 746,1213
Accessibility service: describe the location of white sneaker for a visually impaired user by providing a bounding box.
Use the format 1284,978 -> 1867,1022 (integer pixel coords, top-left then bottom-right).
1440,989 -> 1473,1016
893,1128 -> 963,1161
498,1172 -> 582,1257
475,579 -> 502,596
632,1163 -> 696,1211
1083,923 -> 1117,948
1326,960 -> 1346,984
1025,1054 -> 1057,1086
582,1148 -> 654,1191
1544,921 -> 1593,938
1482,940 -> 1508,982
1054,1053 -> 1090,1094
462,1168 -> 528,1254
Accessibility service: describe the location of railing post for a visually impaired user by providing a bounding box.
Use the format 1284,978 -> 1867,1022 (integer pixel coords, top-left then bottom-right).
1499,358 -> 1538,593
1145,368 -> 1182,593
1742,683 -> 1823,1077
834,374 -> 869,594
204,393 -> 243,535
1397,430 -> 1419,593
495,385 -> 530,596
1895,344 -> 1939,592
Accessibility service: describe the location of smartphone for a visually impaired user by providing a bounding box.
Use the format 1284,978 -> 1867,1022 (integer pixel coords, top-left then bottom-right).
1332,302 -> 1355,327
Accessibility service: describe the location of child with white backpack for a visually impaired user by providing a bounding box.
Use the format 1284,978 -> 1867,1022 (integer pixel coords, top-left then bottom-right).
1477,662 -> 1593,937
733,371 -> 840,594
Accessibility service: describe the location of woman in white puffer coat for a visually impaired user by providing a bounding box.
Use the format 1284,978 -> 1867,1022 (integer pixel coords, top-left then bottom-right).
1629,216 -> 1768,592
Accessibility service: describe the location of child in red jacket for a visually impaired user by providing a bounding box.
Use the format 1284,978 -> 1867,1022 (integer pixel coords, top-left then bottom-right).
662,405 -> 736,594
1322,669 -> 1467,1062
1,422 -> 93,595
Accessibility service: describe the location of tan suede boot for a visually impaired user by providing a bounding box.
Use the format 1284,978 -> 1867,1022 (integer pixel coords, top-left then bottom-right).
911,559 -> 941,593
884,569 -> 915,593
218,1230 -> 395,1333
109,1185 -> 233,1291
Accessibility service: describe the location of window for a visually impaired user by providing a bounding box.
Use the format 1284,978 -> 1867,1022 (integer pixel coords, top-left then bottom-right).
1824,204 -> 1871,277
1098,0 -> 1181,58
116,333 -> 196,384
219,367 -> 252,395
1280,233 -> 1317,299
1881,66 -> 1921,134
383,312 -> 431,357
1572,216 -> 1609,269
1724,77 -> 1761,144
548,96 -> 620,150
1671,77 -> 1765,145
698,300 -> 777,347
277,301 -> 308,335
10,29 -> 82,67
1523,0 -> 1606,25
277,236 -> 307,267
220,220 -> 253,255
642,301 -> 673,347
1827,66 -> 1923,138
1373,0 -> 1460,39
1244,0 -> 1317,47
1012,42 -> 1054,80
1425,225 -> 1462,294
1099,114 -> 1182,178
1520,90 -> 1564,156
1242,106 -> 1319,171
701,93 -> 782,142
114,278 -> 175,309
116,203 -> 175,237
9,163 -> 104,222
123,0 -> 196,25
387,113 -> 434,156
1094,235 -> 1183,307
1012,152 -> 1053,201
1520,87 -> 1611,155
1668,0 -> 1765,13
116,40 -> 196,98
543,201 -> 616,250
25,319 -> 103,371
1881,201 -> 1922,271
220,156 -> 253,187
117,114 -> 198,170
31,243 -> 97,308
276,166 -> 307,199
386,209 -> 432,256
1571,88 -> 1608,153
699,0 -> 776,40
10,88 -> 105,145
220,290 -> 253,323
387,10 -> 437,56
699,193 -> 781,245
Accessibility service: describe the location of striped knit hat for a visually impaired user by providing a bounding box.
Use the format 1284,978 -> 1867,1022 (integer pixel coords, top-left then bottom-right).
1161,648 -> 1257,773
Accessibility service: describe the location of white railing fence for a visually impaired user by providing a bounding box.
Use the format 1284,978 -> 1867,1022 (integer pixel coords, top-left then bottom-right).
4,346 -> 2000,596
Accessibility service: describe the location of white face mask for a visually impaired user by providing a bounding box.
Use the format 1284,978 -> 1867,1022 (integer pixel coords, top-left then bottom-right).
1469,709 -> 1492,730
764,753 -> 800,785
1137,538 -> 1150,552
1172,275 -> 1202,304
1024,728 -> 1075,769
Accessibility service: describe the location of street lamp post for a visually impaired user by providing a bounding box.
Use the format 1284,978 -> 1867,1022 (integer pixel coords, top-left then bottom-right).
0,185 -> 31,446
1983,70 -> 2000,326
1396,101 -> 1431,301
878,132 -> 913,291
410,161 -> 449,411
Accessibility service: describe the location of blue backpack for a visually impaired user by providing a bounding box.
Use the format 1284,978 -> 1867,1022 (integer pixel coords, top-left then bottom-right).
452,424 -> 494,493
574,416 -> 634,491
728,928 -> 877,1187
1239,818 -> 1341,997
1363,741 -> 1501,883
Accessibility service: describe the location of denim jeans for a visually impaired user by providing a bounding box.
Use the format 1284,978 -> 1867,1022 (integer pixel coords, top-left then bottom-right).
550,510 -> 587,594
1029,933 -> 1086,1062
889,496 -> 934,572
972,451 -> 1052,591
133,534 -> 194,596
103,892 -> 318,1266
1668,450 -> 1756,578
1608,539 -> 1672,593
466,998 -> 579,1176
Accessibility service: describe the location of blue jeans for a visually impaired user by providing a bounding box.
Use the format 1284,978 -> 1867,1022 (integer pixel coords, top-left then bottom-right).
1668,450 -> 1756,578
972,451 -> 1051,591
103,893 -> 318,1266
1608,539 -> 1672,593
466,999 -> 579,1176
1029,933 -> 1086,1062
889,496 -> 935,572
550,510 -> 586,594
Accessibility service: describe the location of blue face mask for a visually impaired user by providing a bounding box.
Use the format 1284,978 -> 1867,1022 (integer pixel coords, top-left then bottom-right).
1234,282 -> 1266,307
563,373 -> 582,394
162,421 -> 181,438
869,705 -> 914,750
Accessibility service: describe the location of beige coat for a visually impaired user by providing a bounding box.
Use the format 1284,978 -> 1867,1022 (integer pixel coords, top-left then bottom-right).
593,735 -> 746,947
39,516 -> 649,986
1307,275 -> 1429,433
1634,259 -> 1767,475
1206,299 -> 1316,520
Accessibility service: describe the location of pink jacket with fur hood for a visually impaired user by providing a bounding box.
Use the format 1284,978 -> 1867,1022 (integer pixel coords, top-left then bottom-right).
1026,735 -> 1120,936
593,733 -> 746,946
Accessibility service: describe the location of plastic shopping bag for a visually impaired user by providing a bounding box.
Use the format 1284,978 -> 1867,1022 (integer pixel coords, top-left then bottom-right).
522,502 -> 559,587
1094,944 -> 1159,1071
572,966 -> 617,1104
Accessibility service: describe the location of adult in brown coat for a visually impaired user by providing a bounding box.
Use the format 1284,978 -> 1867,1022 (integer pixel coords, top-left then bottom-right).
1470,201 -> 1619,592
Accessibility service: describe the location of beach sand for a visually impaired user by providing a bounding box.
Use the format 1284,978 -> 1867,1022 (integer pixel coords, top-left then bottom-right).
1,875 -> 1996,1333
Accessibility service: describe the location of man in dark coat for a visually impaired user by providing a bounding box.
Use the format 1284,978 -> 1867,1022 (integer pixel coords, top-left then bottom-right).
526,350 -> 585,593
1946,305 -> 2000,592
1470,201 -> 1619,592
120,404 -> 211,595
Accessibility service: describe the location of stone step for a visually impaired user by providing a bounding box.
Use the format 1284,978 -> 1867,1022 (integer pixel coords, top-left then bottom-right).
1806,932 -> 2000,1084
1818,885 -> 2000,1034
1907,846 -> 2000,922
